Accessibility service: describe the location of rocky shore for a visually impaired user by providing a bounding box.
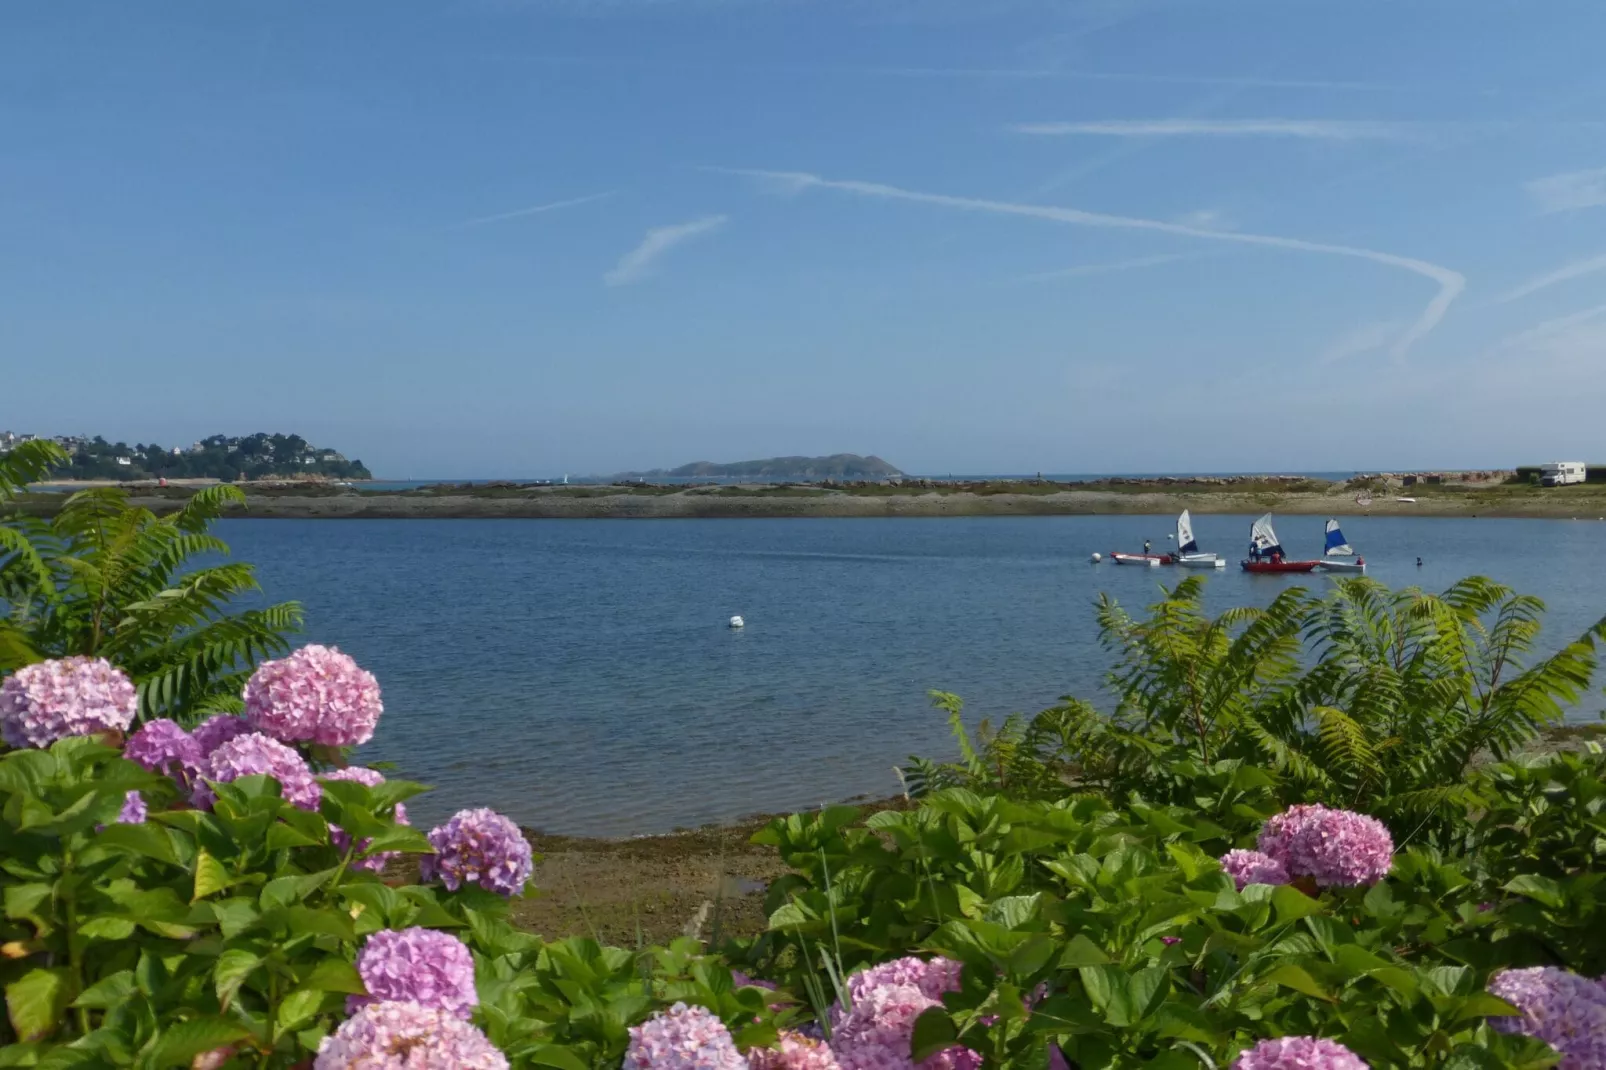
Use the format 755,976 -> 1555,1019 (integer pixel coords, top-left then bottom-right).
18,476 -> 1606,520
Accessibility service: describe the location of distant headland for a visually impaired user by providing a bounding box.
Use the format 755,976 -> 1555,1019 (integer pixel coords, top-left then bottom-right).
616,454 -> 902,480
1,430 -> 371,482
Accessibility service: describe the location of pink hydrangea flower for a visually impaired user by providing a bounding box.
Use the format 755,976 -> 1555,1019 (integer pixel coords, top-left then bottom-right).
624,1003 -> 747,1070
832,982 -> 980,1070
244,644 -> 382,747
1488,967 -> 1606,1069
420,808 -> 533,897
123,718 -> 202,783
191,1047 -> 234,1070
350,928 -> 477,1020
0,657 -> 137,749
748,1031 -> 840,1070
118,790 -> 147,824
1220,849 -> 1292,890
321,767 -> 410,872
192,713 -> 252,757
1257,804 -> 1393,887
314,1001 -> 507,1070
1233,1037 -> 1369,1070
845,956 -> 964,1004
193,732 -> 322,811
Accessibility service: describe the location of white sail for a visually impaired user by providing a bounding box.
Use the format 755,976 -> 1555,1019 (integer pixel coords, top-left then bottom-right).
1249,513 -> 1281,554
1324,518 -> 1355,557
1176,510 -> 1198,555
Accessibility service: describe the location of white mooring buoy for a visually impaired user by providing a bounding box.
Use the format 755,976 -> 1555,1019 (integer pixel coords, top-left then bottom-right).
729,615 -> 745,629
1090,552 -> 1102,563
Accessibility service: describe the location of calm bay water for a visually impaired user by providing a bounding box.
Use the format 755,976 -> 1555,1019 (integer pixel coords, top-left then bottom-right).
221,515 -> 1606,836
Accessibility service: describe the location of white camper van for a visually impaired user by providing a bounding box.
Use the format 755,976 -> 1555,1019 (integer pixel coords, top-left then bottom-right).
1540,462 -> 1587,486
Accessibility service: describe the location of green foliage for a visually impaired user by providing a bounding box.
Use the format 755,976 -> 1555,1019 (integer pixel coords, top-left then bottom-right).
0,452 -> 301,722
35,432 -> 370,483
741,749 -> 1606,1069
0,737 -> 418,1062
909,576 -> 1606,837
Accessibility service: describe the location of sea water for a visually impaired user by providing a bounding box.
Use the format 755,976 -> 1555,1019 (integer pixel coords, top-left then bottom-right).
221,515 -> 1606,835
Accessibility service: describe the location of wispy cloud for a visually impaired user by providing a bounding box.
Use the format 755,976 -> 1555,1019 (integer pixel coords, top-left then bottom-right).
867,67 -> 1398,91
1497,251 -> 1606,303
457,191 -> 615,227
1174,209 -> 1234,231
1009,118 -> 1421,140
1318,320 -> 1402,365
1495,303 -> 1606,352
604,215 -> 727,286
717,169 -> 1466,358
1525,166 -> 1606,214
1016,252 -> 1201,283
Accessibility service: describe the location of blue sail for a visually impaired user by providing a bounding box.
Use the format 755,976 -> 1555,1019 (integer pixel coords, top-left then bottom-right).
1324,519 -> 1354,556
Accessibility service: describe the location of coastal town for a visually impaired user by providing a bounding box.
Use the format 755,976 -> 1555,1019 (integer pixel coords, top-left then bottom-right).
0,430 -> 370,482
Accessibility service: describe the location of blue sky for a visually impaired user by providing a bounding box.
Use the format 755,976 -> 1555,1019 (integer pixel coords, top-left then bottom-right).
6,0 -> 1606,477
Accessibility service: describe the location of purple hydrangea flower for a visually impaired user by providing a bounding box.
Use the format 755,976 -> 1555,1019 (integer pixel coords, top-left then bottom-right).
624,1002 -> 747,1070
845,956 -> 964,1004
117,790 -> 147,824
244,644 -> 382,747
832,982 -> 980,1070
193,732 -> 322,811
1488,967 -> 1606,1069
420,808 -> 533,897
1233,1038 -> 1369,1070
350,928 -> 477,1020
192,713 -> 253,757
321,767 -> 410,872
123,718 -> 202,783
0,657 -> 137,749
1220,849 -> 1292,890
1257,804 -> 1393,887
314,1001 -> 507,1070
732,971 -> 778,992
748,1031 -> 840,1070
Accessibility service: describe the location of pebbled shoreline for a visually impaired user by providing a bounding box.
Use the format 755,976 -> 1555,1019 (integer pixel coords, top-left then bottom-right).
18,485 -> 1606,520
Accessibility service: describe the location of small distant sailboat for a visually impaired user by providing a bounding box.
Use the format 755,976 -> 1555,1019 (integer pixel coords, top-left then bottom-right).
1316,519 -> 1366,573
1241,513 -> 1320,573
1173,509 -> 1225,569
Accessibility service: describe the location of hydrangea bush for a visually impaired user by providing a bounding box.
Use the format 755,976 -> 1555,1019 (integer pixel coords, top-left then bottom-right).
2,629 -> 1603,1070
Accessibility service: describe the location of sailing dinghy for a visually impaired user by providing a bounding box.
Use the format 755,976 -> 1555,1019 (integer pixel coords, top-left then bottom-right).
1240,513 -> 1319,573
1173,510 -> 1225,568
1315,519 -> 1366,572
1110,552 -> 1167,566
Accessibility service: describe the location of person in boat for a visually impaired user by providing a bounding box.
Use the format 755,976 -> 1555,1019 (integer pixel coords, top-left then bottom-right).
1143,539 -> 1152,555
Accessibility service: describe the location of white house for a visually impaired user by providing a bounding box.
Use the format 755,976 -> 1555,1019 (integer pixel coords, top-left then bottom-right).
116,457 -> 132,466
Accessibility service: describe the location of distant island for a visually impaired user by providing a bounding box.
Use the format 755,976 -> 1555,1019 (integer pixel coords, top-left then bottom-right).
619,454 -> 903,480
0,431 -> 371,482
